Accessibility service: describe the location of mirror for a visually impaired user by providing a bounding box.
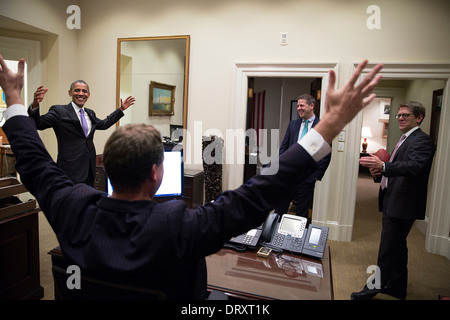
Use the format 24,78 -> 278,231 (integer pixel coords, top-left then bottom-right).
116,35 -> 190,139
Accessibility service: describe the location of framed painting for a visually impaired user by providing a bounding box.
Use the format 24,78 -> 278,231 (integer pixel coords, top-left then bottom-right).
149,81 -> 175,116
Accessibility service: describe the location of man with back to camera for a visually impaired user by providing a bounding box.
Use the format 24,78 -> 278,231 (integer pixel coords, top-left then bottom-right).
28,82 -> 135,186
0,54 -> 382,299
276,93 -> 331,219
355,101 -> 435,300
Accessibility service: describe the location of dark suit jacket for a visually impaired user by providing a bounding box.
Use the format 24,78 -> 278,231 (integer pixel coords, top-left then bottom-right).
4,115 -> 321,299
28,103 -> 123,183
279,117 -> 331,183
380,128 -> 434,220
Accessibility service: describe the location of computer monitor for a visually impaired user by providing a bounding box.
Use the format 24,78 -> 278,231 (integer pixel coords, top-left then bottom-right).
106,148 -> 183,199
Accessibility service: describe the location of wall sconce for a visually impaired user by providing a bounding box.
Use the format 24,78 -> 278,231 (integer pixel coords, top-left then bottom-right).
361,126 -> 372,153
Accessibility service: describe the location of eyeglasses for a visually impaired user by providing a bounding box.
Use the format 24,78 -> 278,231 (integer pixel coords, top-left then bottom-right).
395,113 -> 413,119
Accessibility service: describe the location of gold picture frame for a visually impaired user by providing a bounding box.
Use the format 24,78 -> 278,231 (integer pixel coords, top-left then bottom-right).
149,81 -> 175,116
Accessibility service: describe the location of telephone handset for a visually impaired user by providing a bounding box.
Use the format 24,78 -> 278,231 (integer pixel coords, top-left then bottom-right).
228,225 -> 262,250
259,213 -> 307,254
260,212 -> 279,244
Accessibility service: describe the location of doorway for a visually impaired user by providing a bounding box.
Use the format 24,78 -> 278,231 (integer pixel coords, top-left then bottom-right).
243,76 -> 322,181
356,79 -> 445,236
353,64 -> 450,257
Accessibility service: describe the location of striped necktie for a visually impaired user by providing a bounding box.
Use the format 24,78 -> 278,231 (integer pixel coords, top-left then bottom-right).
380,134 -> 406,190
80,108 -> 89,137
300,119 -> 309,140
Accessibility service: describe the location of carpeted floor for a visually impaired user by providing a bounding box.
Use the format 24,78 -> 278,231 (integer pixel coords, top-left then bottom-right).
37,173 -> 450,300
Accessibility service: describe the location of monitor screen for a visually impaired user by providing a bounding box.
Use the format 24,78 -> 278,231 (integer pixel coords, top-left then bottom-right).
106,148 -> 183,198
278,215 -> 307,238
155,149 -> 183,197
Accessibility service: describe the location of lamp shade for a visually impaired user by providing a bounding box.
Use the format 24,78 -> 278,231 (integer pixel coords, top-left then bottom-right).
361,126 -> 373,138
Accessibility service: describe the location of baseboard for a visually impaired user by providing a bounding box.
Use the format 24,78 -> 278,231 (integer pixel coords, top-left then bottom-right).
311,220 -> 353,242
414,218 -> 428,235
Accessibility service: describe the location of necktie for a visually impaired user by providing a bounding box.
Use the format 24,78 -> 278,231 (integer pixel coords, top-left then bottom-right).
80,108 -> 89,137
300,120 -> 309,140
380,134 -> 406,190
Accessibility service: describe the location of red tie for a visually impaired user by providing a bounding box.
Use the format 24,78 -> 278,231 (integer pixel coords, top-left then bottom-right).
380,134 -> 406,190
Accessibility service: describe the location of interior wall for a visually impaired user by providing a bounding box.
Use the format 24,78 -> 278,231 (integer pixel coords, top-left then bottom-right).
0,0 -> 449,249
2,0 -> 449,170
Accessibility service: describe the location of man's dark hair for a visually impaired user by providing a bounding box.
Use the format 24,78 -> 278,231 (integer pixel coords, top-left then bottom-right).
103,124 -> 164,193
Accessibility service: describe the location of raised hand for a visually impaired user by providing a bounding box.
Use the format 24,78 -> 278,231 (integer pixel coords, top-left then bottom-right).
31,86 -> 49,109
315,60 -> 383,144
0,55 -> 25,106
120,96 -> 136,111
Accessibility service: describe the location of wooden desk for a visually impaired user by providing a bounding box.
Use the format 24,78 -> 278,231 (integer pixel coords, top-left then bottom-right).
49,245 -> 332,300
0,208 -> 43,300
0,145 -> 15,177
206,246 -> 333,300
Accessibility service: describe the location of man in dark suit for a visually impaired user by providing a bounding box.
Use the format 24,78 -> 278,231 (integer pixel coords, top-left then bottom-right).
28,82 -> 135,186
355,101 -> 435,300
277,94 -> 331,218
0,55 -> 382,299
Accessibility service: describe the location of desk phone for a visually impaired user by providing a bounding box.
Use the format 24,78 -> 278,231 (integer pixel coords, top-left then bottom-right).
259,213 -> 307,254
259,213 -> 329,259
302,225 -> 328,259
228,226 -> 262,250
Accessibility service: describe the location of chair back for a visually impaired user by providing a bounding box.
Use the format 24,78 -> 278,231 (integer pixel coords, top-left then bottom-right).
52,265 -> 167,300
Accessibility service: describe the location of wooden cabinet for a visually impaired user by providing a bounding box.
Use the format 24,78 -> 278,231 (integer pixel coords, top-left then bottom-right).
183,169 -> 204,208
0,145 -> 15,178
0,178 -> 43,300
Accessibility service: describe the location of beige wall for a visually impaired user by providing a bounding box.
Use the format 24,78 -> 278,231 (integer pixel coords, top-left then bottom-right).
2,0 -> 449,162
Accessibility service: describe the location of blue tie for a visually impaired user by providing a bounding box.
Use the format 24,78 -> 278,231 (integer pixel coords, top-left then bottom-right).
300,120 -> 309,140
80,108 -> 89,136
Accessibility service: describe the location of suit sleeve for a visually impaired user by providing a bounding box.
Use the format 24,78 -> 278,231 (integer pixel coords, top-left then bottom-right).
3,115 -> 82,228
27,105 -> 60,130
279,123 -> 292,155
92,108 -> 124,130
384,133 -> 434,177
172,142 -> 320,258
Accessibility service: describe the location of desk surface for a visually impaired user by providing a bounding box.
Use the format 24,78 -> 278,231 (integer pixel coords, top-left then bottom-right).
206,246 -> 333,300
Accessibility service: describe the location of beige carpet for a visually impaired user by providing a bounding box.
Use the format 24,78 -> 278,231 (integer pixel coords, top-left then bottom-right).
37,174 -> 450,300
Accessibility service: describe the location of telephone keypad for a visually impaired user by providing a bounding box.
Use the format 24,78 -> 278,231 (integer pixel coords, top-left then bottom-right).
242,235 -> 254,244
289,237 -> 303,252
272,234 -> 285,247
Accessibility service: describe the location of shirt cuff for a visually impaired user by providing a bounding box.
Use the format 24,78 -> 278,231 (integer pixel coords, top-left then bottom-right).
298,129 -> 331,162
4,104 -> 28,121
